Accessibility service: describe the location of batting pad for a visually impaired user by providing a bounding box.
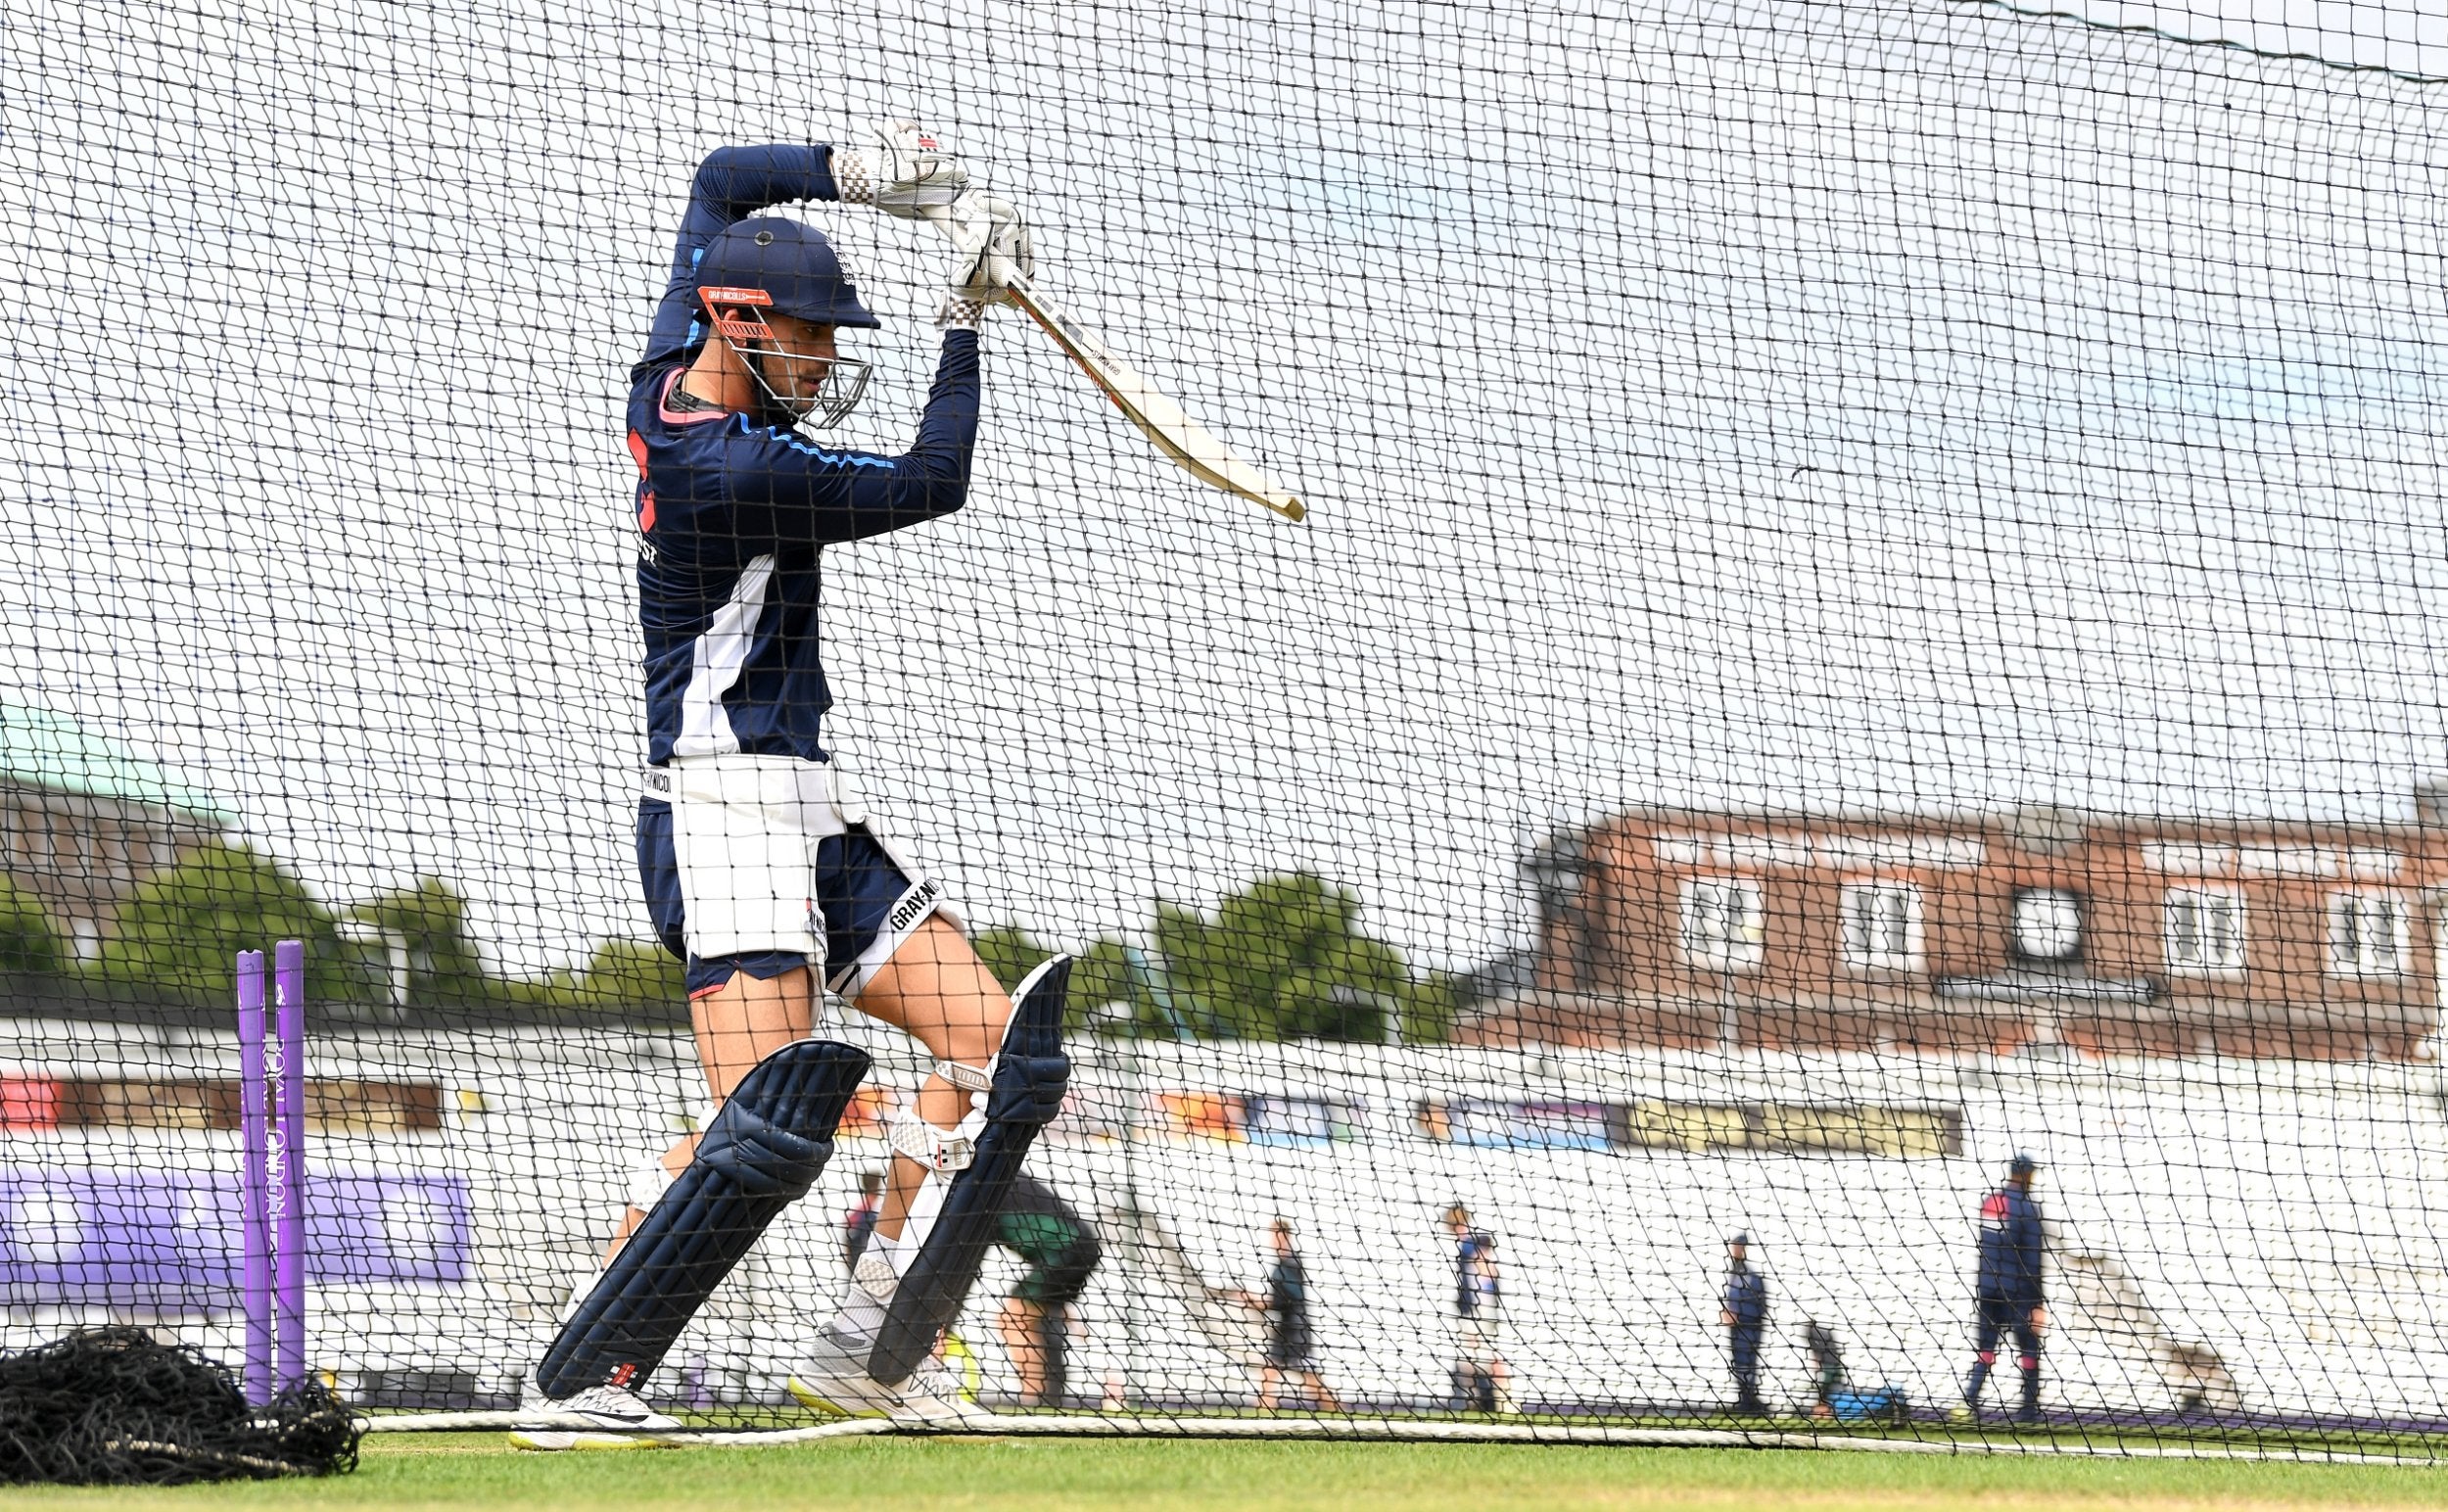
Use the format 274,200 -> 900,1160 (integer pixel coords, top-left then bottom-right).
868,959 -> 1072,1387
538,1038 -> 871,1399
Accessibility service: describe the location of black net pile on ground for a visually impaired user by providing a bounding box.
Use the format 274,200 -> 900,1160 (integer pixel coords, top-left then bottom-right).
0,1327 -> 360,1485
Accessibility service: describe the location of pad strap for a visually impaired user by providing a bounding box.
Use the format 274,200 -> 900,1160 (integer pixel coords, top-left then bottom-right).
886,1109 -> 976,1173
933,1057 -> 992,1094
627,1154 -> 676,1212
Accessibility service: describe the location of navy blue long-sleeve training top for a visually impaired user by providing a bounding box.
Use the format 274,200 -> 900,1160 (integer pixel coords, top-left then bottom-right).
1975,1186 -> 2046,1305
1455,1229 -> 1500,1318
627,145 -> 980,766
1724,1262 -> 1766,1332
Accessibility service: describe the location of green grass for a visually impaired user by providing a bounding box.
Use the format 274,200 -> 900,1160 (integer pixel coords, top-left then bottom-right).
12,1436 -> 2448,1511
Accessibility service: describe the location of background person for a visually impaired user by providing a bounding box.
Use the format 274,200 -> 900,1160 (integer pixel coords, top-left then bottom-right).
1960,1153 -> 2047,1424
843,1169 -> 885,1272
1240,1219 -> 1339,1412
1805,1318 -> 1844,1420
1444,1204 -> 1513,1413
991,1174 -> 1103,1408
1720,1232 -> 1767,1416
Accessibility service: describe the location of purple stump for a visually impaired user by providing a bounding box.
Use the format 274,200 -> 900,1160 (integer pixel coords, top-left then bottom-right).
272,940 -> 307,1392
236,951 -> 271,1405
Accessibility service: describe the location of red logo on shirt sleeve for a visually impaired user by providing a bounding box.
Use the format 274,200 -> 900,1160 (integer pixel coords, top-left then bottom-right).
627,430 -> 657,534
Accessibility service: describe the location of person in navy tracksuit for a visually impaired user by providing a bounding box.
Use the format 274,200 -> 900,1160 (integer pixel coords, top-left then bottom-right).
1962,1154 -> 2047,1423
1445,1205 -> 1513,1412
1720,1232 -> 1767,1415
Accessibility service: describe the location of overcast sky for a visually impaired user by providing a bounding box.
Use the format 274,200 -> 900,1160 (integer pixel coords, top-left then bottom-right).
5,0 -> 2446,976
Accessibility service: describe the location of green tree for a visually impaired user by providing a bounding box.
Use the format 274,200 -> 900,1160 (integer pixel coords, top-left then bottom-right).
350,879 -> 686,1015
1069,936 -> 1150,1033
972,925 -> 1120,1033
1394,971 -> 1460,1046
91,841 -> 349,1001
964,875 -> 1448,1044
565,938 -> 686,1010
351,877 -> 494,1006
0,876 -> 61,974
970,925 -> 1056,995
967,924 -> 1189,1035
1154,873 -> 1427,1043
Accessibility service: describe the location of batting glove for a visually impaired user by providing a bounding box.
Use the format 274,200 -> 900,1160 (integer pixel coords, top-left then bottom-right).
939,191 -> 1033,305
871,119 -> 969,219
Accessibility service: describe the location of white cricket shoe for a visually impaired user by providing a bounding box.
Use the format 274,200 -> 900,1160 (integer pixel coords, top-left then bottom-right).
895,1354 -> 996,1427
787,1331 -> 992,1426
786,1330 -> 911,1420
507,1383 -> 687,1451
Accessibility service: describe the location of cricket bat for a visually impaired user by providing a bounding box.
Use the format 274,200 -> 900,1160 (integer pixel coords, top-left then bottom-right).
925,210 -> 1306,523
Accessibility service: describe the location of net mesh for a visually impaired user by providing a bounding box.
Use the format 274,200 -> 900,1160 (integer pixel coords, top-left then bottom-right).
4,0 -> 2448,1451
0,1327 -> 359,1485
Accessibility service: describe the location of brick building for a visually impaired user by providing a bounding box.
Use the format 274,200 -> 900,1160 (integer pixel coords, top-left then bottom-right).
1460,801 -> 2448,1060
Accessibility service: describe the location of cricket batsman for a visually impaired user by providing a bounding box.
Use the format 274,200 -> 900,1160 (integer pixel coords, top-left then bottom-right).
511,126 -> 1071,1448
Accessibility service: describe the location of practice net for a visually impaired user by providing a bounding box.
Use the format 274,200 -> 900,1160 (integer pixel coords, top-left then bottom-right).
5,0 -> 2448,1456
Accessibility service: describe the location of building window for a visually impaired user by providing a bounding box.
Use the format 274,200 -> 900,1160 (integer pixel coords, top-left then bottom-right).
1679,878 -> 1765,971
2010,888 -> 2083,963
1839,882 -> 1925,971
2164,887 -> 2246,974
2328,891 -> 2410,978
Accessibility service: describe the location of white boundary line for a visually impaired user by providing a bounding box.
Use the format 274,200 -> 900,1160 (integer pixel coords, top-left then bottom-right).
367,1412 -> 902,1445
360,1411 -> 2439,1463
365,1411 -> 536,1431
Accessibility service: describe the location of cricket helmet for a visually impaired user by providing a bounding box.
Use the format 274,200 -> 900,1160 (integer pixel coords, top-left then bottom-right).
694,217 -> 879,328
693,219 -> 876,428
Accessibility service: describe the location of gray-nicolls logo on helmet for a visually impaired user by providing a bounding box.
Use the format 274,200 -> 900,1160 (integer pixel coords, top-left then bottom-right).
694,216 -> 881,429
